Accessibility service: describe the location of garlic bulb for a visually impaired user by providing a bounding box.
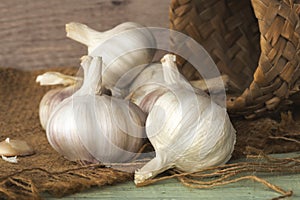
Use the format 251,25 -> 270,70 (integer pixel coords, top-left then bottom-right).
36,72 -> 81,129
46,56 -> 146,163
66,22 -> 156,96
134,54 -> 236,184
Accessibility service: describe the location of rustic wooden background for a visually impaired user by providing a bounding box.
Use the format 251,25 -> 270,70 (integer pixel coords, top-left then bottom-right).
0,0 -> 169,70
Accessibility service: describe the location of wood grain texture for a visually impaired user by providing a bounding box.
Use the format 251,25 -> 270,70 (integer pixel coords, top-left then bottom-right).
0,0 -> 169,70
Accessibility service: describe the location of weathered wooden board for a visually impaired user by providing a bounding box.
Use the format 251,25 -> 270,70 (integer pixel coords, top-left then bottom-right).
44,152 -> 300,200
0,0 -> 169,70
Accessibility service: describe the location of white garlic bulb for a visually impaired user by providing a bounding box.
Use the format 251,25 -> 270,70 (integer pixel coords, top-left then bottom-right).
134,54 -> 236,184
66,22 -> 156,96
46,56 -> 146,163
36,72 -> 81,129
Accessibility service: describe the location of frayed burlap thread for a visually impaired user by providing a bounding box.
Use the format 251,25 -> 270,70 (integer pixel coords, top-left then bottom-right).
137,147 -> 299,200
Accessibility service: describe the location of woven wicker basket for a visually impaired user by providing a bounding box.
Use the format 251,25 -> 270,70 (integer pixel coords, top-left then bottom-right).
170,0 -> 300,119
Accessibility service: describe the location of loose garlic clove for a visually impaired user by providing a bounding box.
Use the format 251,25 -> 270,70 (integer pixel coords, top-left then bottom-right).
47,56 -> 146,163
66,22 -> 156,96
0,138 -> 34,157
37,72 -> 82,129
134,54 -> 236,184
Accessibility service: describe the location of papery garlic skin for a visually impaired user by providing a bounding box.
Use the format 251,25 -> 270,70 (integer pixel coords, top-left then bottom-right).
2,156 -> 18,163
37,72 -> 81,129
134,54 -> 236,184
47,56 -> 146,163
66,22 -> 156,96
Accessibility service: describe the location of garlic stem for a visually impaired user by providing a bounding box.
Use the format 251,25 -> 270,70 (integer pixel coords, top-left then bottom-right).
77,56 -> 102,95
161,54 -> 192,91
66,22 -> 100,50
36,72 -> 81,86
161,54 -> 180,85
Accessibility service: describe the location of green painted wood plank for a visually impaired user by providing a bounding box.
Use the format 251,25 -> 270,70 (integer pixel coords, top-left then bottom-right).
44,152 -> 300,200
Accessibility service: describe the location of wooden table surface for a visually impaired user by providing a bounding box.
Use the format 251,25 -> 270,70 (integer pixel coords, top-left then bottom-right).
43,152 -> 300,200
0,0 -> 169,70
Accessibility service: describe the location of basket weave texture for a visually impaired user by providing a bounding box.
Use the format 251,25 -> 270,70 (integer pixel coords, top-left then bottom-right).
170,0 -> 300,119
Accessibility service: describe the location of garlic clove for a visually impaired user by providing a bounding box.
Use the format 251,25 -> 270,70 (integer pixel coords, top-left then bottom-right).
0,138 -> 34,157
